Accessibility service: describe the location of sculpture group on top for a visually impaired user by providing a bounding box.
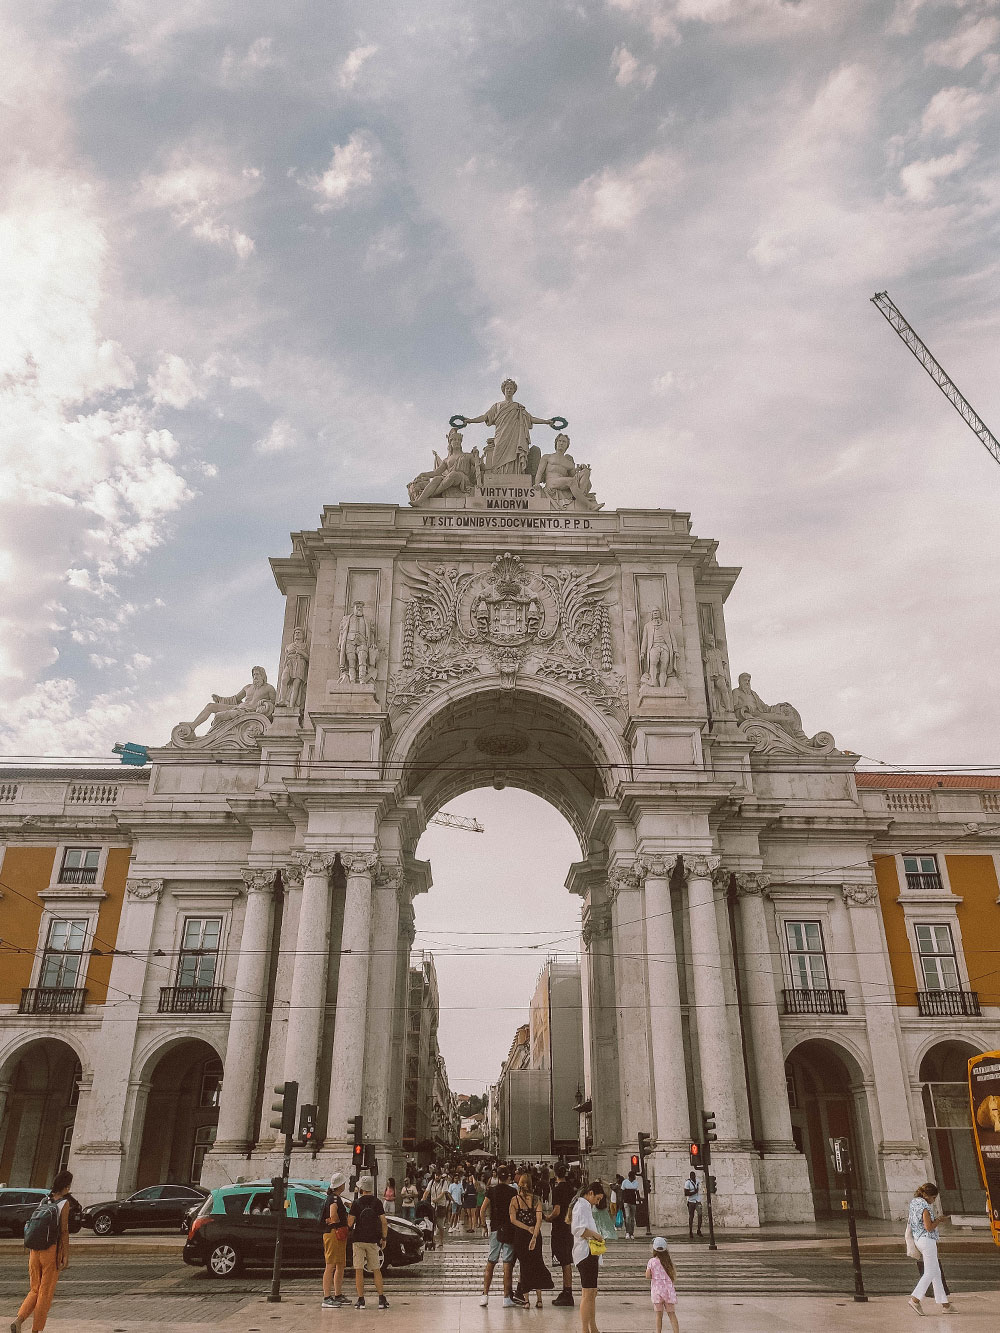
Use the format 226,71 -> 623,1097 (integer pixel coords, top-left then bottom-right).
406,379 -> 602,512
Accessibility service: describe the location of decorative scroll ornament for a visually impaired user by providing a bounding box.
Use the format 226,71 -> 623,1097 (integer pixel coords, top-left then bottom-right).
391,555 -> 622,717
678,854 -> 722,882
608,861 -> 646,900
842,880 -> 879,906
295,851 -> 335,878
581,901 -> 613,951
241,868 -> 276,895
340,851 -> 380,877
636,853 -> 678,880
732,672 -> 837,757
126,878 -> 163,901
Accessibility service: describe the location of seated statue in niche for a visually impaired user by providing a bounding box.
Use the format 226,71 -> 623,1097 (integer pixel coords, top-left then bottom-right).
185,667 -> 276,733
407,428 -> 482,505
533,434 -> 603,511
276,626 -> 309,711
640,607 -> 678,687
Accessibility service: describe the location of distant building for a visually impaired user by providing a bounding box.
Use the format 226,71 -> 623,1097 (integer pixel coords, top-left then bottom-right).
530,957 -> 585,1156
402,954 -> 457,1163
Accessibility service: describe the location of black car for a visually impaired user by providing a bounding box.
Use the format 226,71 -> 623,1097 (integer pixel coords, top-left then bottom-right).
82,1184 -> 209,1235
182,1182 -> 423,1278
0,1188 -> 83,1238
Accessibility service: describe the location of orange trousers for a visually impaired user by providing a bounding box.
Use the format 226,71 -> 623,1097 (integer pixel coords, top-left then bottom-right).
17,1244 -> 61,1331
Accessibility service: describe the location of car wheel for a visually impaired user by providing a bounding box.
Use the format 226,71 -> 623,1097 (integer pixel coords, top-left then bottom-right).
207,1242 -> 242,1278
92,1213 -> 116,1237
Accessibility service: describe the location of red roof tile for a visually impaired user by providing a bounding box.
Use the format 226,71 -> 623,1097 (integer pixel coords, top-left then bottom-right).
855,772 -> 1000,789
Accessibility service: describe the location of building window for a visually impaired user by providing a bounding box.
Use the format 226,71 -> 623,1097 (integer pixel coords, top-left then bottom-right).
915,924 -> 960,991
59,848 -> 100,885
58,1125 -> 73,1174
199,1059 -> 224,1108
903,855 -> 943,892
191,1125 -> 216,1183
39,919 -> 88,989
177,918 -> 222,988
785,921 -> 829,990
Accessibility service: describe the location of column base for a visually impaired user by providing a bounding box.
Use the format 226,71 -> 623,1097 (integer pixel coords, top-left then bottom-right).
754,1144 -> 815,1223
66,1142 -> 127,1207
877,1144 -> 932,1221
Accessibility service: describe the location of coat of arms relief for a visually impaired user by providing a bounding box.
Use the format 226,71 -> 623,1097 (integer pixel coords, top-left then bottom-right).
389,553 -> 624,718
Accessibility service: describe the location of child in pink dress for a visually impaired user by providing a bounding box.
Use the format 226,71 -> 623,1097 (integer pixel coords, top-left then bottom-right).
646,1237 -> 679,1332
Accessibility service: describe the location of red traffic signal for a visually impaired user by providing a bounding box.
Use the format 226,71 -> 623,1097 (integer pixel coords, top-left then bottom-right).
630,1154 -> 640,1173
352,1141 -> 364,1165
689,1142 -> 701,1169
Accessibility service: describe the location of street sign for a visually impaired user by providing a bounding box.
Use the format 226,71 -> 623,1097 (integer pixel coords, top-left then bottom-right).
830,1136 -> 850,1175
968,1050 -> 1000,1247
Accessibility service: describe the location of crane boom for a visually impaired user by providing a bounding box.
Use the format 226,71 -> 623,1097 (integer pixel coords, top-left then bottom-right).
429,811 -> 484,833
870,291 -> 1000,469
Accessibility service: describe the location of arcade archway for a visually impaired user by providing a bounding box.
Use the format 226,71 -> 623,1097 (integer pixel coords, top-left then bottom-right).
919,1039 -> 985,1215
134,1038 -> 223,1187
0,1038 -> 81,1187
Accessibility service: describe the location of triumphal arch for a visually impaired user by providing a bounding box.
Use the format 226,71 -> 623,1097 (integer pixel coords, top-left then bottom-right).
128,383 -> 912,1226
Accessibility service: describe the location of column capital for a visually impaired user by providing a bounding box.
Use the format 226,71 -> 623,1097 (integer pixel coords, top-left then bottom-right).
280,860 -> 304,891
636,852 -> 679,880
608,860 -> 645,900
295,850 -> 336,878
677,853 -> 721,882
581,901 -> 612,950
841,878 -> 879,907
241,868 -> 276,895
373,859 -> 406,890
340,850 -> 379,878
125,877 -> 163,901
735,871 -> 772,897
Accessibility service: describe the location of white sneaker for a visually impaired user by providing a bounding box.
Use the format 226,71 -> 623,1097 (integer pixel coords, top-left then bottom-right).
503,1297 -> 515,1308
479,1294 -> 489,1307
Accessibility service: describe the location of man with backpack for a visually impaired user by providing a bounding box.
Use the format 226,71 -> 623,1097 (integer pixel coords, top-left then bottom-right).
348,1174 -> 389,1310
12,1169 -> 73,1333
321,1171 -> 349,1309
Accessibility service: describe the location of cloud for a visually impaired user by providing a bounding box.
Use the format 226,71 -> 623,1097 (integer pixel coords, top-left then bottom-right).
899,141 -> 976,200
925,15 -> 1000,69
255,418 -> 301,454
612,45 -> 657,88
338,42 -> 378,89
920,85 -> 987,136
220,35 -> 277,82
140,150 -> 261,258
571,150 -> 680,231
304,131 -> 378,209
148,353 -> 203,408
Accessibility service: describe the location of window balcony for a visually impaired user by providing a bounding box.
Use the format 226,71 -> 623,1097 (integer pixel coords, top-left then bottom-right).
20,987 -> 88,1015
905,872 -> 944,892
58,866 -> 98,885
782,987 -> 848,1016
917,989 -> 981,1018
157,985 -> 226,1014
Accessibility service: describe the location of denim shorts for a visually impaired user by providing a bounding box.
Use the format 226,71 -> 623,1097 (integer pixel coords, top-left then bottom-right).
487,1231 -> 515,1264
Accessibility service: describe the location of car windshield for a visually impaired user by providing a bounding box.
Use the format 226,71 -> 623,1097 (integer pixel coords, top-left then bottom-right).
291,1190 -> 323,1220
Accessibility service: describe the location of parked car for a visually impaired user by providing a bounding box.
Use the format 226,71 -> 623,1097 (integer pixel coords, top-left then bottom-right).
82,1184 -> 209,1235
0,1188 -> 83,1238
182,1180 -> 424,1278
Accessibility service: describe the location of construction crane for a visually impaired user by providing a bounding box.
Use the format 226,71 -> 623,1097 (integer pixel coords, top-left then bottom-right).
870,291 -> 1000,470
429,811 -> 484,833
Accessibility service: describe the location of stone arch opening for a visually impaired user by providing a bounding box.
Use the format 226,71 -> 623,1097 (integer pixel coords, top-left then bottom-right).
134,1038 -> 223,1188
0,1038 -> 82,1187
785,1037 -> 878,1218
918,1038 -> 985,1215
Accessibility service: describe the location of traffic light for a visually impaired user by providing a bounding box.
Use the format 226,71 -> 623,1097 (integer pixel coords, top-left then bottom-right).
269,1176 -> 285,1213
689,1142 -> 701,1170
637,1131 -> 651,1171
269,1080 -> 298,1137
708,1175 -> 718,1196
630,1153 -> 640,1175
348,1114 -> 364,1170
298,1103 -> 317,1147
700,1110 -> 717,1165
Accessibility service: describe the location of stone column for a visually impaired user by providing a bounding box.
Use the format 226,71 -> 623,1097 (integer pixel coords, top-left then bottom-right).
733,873 -> 794,1146
680,855 -> 741,1138
76,878 -> 162,1199
327,852 -> 377,1145
282,852 -> 334,1107
638,855 -> 690,1146
842,877 -> 923,1218
609,861 -> 653,1148
362,864 -> 403,1156
214,868 -> 278,1152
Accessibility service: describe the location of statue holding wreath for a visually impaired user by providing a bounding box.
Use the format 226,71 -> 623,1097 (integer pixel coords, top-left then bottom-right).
451,378 -> 566,475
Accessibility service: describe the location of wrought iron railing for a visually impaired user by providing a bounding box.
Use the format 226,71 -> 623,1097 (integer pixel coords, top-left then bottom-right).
917,989 -> 980,1018
158,985 -> 227,1013
19,987 -> 88,1015
905,872 -> 944,892
782,987 -> 848,1016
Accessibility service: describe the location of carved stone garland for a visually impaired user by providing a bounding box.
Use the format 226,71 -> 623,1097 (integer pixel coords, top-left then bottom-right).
841,880 -> 879,907
126,877 -> 163,901
389,554 -> 624,718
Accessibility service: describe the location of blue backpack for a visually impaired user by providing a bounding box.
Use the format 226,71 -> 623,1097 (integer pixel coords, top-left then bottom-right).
23,1195 -> 60,1251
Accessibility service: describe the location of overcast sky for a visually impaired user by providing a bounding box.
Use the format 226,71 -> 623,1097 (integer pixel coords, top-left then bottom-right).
2,0 -> 999,1084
